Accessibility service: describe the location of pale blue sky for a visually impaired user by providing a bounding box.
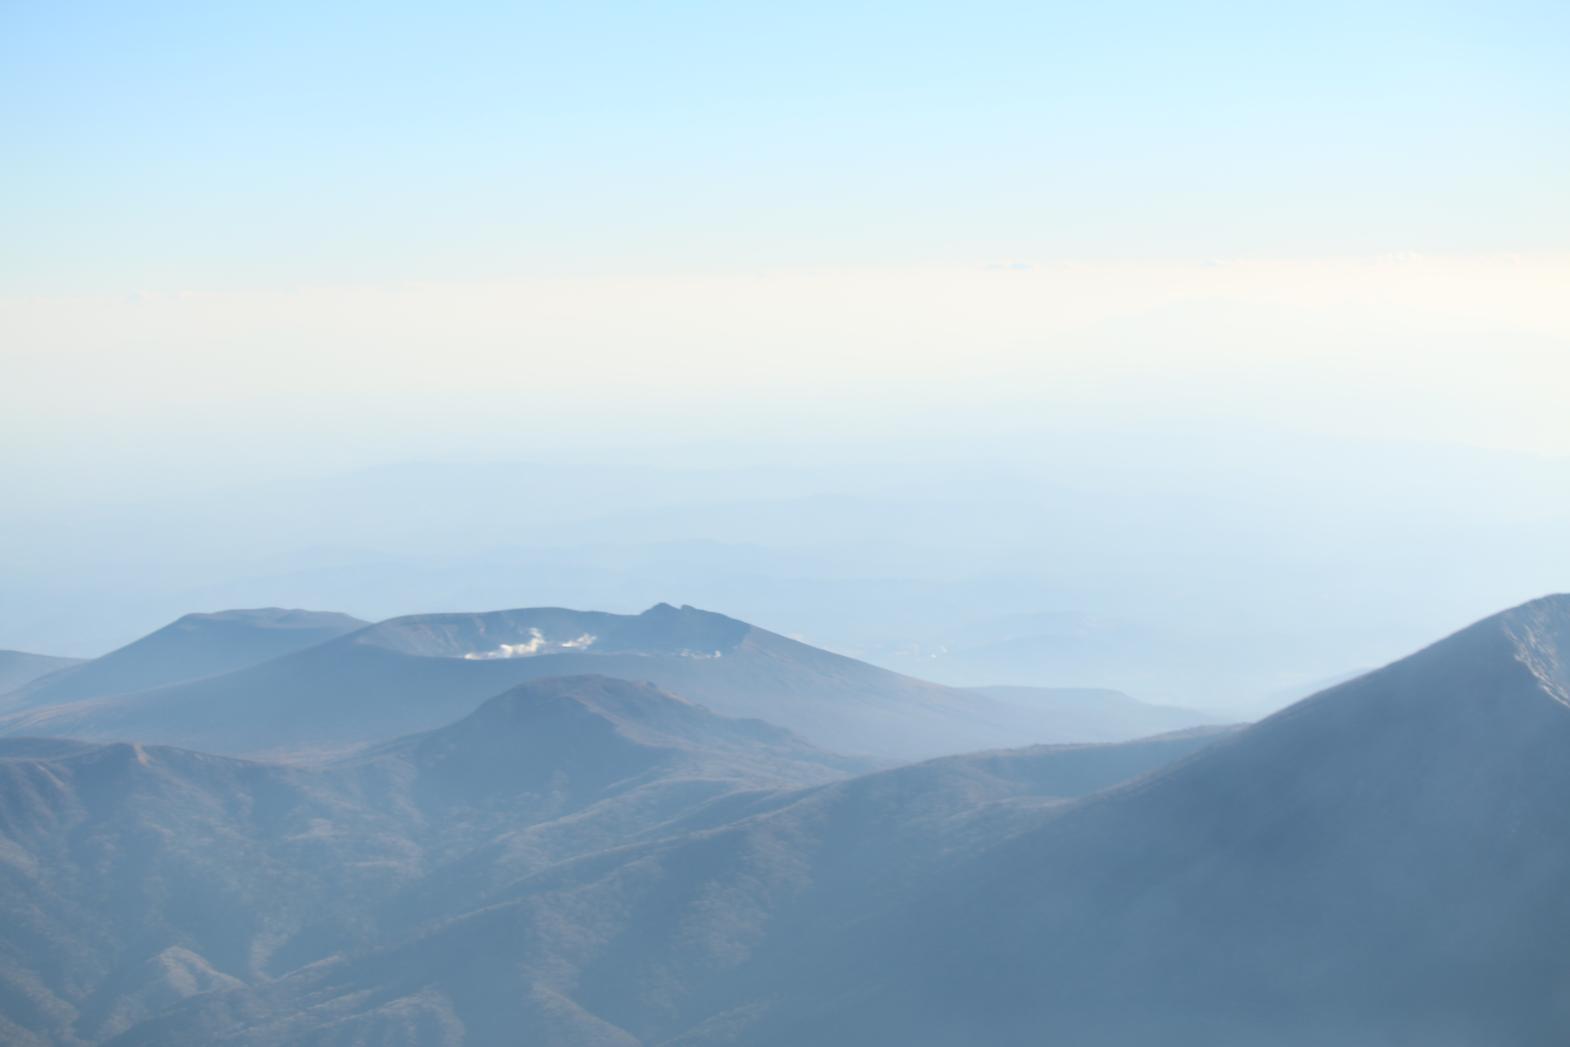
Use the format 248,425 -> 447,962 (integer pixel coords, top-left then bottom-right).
3,3 -> 1569,690
5,1 -> 1568,291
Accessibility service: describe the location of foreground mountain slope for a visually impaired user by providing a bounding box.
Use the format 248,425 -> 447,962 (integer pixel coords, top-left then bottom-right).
1,673 -> 1220,1046
4,609 -> 367,711
752,593 -> 1570,1046
111,726 -> 1234,1046
0,676 -> 868,1045
331,675 -> 868,869
1,604 -> 1180,759
0,651 -> 82,696
0,738 -> 402,1046
115,595 -> 1570,1047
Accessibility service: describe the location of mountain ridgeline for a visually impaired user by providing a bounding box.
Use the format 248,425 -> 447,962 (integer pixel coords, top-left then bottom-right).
0,674 -> 1220,1045
0,595 -> 1567,1045
0,603 -> 1208,759
0,650 -> 82,696
2,609 -> 367,710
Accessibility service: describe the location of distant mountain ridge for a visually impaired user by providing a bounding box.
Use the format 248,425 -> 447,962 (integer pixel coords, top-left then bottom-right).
3,608 -> 367,710
92,595 -> 1570,1046
354,602 -> 750,659
968,684 -> 1209,741
7,596 -> 1570,1043
0,603 -> 1206,759
0,650 -> 83,696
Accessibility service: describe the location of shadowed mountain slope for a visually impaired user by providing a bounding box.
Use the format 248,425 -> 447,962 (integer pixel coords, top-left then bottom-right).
0,604 -> 1192,759
331,675 -> 869,859
109,596 -> 1570,1047
0,738 -> 401,1047
4,609 -> 366,711
107,725 -> 1235,1046
0,670 -> 1227,1046
743,594 -> 1570,1046
0,676 -> 874,1045
0,651 -> 82,697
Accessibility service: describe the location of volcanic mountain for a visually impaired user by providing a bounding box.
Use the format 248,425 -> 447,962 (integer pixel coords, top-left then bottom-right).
0,604 -> 1187,759
3,609 -> 367,710
105,595 -> 1570,1046
0,650 -> 82,696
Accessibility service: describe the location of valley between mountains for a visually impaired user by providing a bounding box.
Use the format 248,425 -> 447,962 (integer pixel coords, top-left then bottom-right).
2,597 -> 1568,1044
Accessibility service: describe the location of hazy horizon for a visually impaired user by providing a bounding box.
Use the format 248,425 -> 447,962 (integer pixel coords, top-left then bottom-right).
6,421 -> 1569,717
7,4 -> 1570,1044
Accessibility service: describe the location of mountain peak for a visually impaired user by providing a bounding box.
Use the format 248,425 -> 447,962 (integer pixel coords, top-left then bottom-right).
638,602 -> 713,616
0,649 -> 83,695
1460,592 -> 1570,640
1494,594 -> 1570,705
171,608 -> 367,631
359,674 -> 848,811
5,607 -> 367,710
354,604 -> 753,661
1490,591 -> 1570,626
1271,594 -> 1570,724
452,674 -> 799,752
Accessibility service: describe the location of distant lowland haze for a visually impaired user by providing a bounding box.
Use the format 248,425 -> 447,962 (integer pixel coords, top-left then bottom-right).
5,3 -> 1568,714
6,434 -> 1569,717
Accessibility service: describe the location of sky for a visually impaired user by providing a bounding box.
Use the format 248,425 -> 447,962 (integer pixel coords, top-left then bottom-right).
5,2 -> 1569,287
4,1 -> 1568,469
3,2 -> 1569,701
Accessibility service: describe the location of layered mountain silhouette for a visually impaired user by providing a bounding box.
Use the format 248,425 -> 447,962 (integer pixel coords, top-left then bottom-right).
334,675 -> 867,854
717,595 -> 1570,1045
968,684 -> 1209,741
93,594 -> 1570,1046
2,609 -> 366,711
0,674 -> 1214,1045
0,651 -> 81,696
0,604 -> 1201,759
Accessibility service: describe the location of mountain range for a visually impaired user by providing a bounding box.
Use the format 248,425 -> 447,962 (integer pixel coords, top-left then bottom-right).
0,651 -> 82,696
0,604 -> 1208,760
1,595 -> 1567,1044
0,674 -> 1221,1045
2,609 -> 366,709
